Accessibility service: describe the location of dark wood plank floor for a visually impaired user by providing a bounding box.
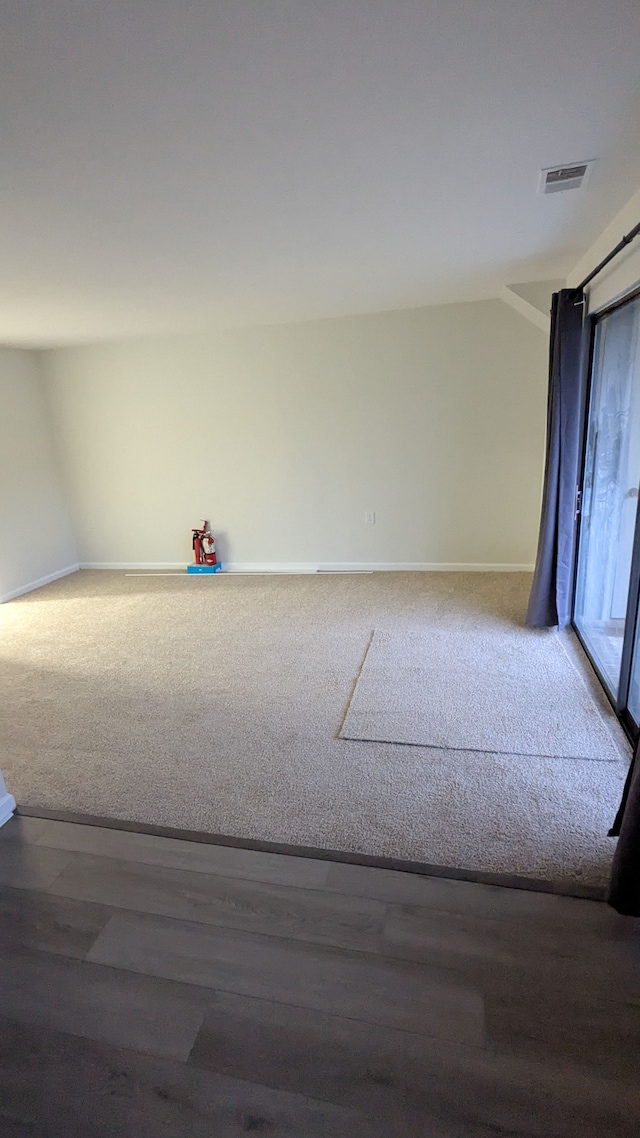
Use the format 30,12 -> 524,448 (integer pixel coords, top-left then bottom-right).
1,815 -> 640,1136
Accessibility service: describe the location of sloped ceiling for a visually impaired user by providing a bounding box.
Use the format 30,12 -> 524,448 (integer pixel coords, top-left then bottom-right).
1,0 -> 640,345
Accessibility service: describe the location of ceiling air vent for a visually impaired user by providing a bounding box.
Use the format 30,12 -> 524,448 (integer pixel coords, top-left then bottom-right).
539,161 -> 594,194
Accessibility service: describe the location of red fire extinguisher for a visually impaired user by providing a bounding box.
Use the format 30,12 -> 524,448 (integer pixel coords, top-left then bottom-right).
190,520 -> 220,571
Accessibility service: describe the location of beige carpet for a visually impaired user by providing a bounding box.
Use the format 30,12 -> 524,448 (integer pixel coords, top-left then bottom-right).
340,628 -> 622,760
0,570 -> 631,894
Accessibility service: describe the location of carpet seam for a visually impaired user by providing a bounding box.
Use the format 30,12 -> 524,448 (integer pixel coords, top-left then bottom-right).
340,626 -> 625,762
554,629 -> 630,760
337,735 -> 622,763
335,629 -> 375,739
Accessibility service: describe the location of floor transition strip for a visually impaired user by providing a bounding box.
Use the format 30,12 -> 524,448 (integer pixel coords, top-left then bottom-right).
15,804 -> 607,902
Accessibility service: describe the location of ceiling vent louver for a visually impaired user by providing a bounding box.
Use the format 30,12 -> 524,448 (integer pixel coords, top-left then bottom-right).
539,161 -> 594,194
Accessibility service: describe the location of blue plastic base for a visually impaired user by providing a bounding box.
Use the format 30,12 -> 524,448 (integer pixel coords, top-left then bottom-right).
187,564 -> 223,574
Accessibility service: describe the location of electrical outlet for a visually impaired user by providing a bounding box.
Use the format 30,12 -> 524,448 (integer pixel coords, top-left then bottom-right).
365,510 -> 376,525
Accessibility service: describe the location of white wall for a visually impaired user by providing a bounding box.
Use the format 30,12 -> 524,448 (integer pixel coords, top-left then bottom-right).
568,187 -> 640,313
0,348 -> 78,602
41,299 -> 548,570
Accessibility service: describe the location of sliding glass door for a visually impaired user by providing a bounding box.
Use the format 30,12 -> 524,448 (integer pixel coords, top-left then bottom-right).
574,290 -> 640,730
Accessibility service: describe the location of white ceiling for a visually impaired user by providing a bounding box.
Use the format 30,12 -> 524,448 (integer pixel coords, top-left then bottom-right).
1,0 -> 640,346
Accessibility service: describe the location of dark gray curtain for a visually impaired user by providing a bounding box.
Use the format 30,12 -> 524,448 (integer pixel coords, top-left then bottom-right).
526,288 -> 585,629
608,736 -> 640,915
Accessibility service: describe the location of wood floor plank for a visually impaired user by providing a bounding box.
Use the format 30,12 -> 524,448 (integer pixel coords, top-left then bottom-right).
47,852 -> 387,952
0,946 -> 208,1060
32,817 -> 331,888
187,989 -> 640,1138
382,901 -> 640,994
86,910 -> 484,1043
0,1017 -> 378,1138
0,885 -> 110,959
381,903 -> 640,1077
484,984 -> 640,1080
0,844 -> 74,890
0,816 -> 47,844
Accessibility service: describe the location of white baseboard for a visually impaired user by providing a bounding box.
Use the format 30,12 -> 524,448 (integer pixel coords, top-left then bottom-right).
81,560 -> 534,574
226,563 -> 322,574
315,562 -> 534,572
80,562 -> 186,570
226,562 -> 535,573
0,791 -> 16,829
0,563 -> 81,604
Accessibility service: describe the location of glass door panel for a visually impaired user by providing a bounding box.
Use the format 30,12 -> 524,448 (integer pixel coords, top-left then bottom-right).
574,296 -> 640,701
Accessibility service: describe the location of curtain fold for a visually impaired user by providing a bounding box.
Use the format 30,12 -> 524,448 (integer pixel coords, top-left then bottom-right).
608,735 -> 640,915
526,289 -> 585,629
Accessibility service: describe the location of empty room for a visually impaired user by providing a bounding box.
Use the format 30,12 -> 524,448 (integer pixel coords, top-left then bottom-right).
1,3 -> 640,1135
